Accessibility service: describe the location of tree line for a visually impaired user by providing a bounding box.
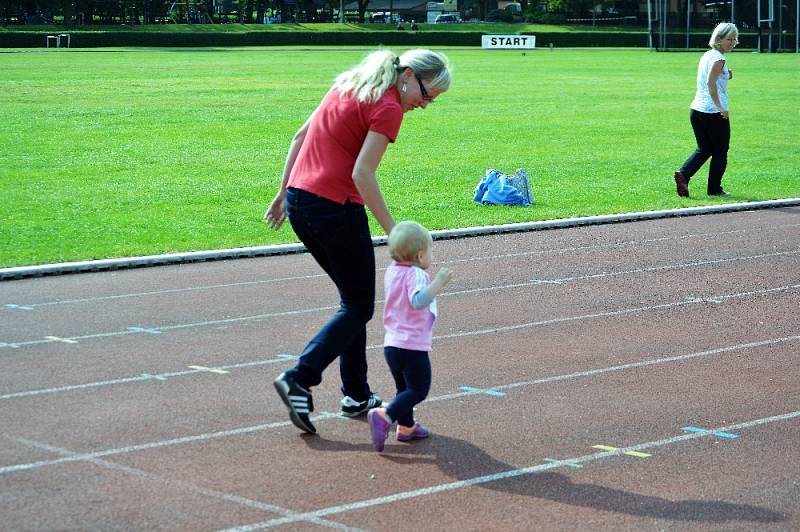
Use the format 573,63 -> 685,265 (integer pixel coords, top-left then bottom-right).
0,0 -> 766,26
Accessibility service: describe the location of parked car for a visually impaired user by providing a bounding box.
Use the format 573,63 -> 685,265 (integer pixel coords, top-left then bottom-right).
434,13 -> 461,23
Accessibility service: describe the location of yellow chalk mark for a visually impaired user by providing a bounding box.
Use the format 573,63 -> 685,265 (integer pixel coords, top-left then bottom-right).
623,450 -> 651,457
593,445 -> 651,458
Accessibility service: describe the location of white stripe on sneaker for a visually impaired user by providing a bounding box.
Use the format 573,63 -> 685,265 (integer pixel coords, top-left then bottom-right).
290,396 -> 309,414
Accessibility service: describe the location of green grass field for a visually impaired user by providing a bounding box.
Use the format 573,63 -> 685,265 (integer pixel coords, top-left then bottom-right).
1,47 -> 798,268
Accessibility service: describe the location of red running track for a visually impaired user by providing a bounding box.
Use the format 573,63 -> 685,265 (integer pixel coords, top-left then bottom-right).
1,207 -> 798,531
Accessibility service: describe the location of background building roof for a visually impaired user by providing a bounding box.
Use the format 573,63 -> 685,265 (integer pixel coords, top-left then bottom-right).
343,0 -> 429,10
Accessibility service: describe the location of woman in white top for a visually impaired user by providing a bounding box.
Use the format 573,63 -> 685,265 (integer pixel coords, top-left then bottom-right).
674,23 -> 738,198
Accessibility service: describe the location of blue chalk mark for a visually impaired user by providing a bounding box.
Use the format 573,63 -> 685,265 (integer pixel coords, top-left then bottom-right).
141,373 -> 168,381
682,426 -> 738,439
127,326 -> 161,335
275,354 -> 296,360
4,304 -> 34,311
0,342 -> 21,349
682,426 -> 707,434
460,386 -> 506,397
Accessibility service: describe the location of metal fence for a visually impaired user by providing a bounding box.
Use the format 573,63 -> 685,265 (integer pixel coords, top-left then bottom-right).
646,0 -> 799,52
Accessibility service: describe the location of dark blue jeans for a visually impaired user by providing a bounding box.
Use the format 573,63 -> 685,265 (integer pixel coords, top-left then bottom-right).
680,109 -> 731,194
283,187 -> 375,401
384,346 -> 432,427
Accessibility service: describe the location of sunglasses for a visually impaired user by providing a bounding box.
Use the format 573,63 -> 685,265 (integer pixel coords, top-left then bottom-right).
415,74 -> 433,102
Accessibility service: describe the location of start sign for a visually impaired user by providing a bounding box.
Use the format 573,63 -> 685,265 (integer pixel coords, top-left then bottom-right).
481,35 -> 536,49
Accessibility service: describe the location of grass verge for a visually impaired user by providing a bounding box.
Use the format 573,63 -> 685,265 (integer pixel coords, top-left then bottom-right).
1,48 -> 798,267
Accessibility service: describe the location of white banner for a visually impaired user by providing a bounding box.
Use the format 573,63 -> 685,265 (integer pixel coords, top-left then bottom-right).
481,35 -> 536,49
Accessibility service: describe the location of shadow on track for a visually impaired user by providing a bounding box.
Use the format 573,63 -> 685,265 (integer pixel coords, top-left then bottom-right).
304,434 -> 784,524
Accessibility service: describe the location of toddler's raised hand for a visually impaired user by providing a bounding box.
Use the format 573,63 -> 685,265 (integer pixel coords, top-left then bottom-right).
435,267 -> 454,286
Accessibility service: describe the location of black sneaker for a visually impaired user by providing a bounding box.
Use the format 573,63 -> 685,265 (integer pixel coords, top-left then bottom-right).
340,394 -> 383,417
274,372 -> 316,433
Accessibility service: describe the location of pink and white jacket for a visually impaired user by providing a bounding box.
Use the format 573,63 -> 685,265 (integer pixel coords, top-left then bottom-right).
383,262 -> 438,352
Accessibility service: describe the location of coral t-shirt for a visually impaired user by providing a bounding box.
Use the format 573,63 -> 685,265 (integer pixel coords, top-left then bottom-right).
288,86 -> 403,205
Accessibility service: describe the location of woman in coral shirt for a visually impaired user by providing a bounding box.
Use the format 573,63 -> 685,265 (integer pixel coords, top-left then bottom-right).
265,49 -> 452,434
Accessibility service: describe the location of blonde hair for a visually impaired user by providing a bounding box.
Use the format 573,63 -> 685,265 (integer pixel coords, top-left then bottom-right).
333,49 -> 451,104
709,22 -> 738,50
388,221 -> 432,263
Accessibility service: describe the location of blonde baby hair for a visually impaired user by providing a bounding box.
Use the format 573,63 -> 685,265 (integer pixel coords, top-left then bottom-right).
388,221 -> 432,264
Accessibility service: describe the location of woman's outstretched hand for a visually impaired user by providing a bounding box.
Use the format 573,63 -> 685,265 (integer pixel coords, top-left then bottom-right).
264,193 -> 286,230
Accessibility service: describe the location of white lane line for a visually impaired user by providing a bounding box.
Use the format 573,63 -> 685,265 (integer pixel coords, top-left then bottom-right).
2,248 -> 798,349
7,225 -> 781,309
443,249 -> 800,298
426,283 -> 800,346
187,365 -> 230,375
0,412 -> 338,475
18,273 -> 328,308
2,281 -> 798,400
220,410 -> 800,531
423,335 -> 800,404
440,228 -> 756,267
12,437 -> 364,532
1,335 -> 797,476
1,356 -> 295,400
0,304 -> 339,348
43,336 -> 79,344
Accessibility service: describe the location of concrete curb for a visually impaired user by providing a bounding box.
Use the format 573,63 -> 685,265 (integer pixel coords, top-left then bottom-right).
2,198 -> 799,281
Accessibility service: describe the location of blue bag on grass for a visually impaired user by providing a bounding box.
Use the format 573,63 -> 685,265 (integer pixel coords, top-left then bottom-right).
474,169 -> 533,206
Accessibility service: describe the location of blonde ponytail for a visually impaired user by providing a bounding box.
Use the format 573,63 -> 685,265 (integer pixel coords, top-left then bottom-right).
333,48 -> 452,103
333,50 -> 400,103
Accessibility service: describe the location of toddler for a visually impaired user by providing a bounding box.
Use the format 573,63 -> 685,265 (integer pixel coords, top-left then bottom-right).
368,221 -> 453,452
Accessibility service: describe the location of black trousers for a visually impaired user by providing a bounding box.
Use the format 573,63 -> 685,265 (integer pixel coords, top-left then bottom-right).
384,346 -> 431,428
679,109 -> 730,194
283,187 -> 375,401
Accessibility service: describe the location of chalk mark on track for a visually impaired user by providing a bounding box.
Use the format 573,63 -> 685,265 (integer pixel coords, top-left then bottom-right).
1,335 -> 797,475
221,410 -> 800,531
2,249 -> 798,349
11,437 -> 364,532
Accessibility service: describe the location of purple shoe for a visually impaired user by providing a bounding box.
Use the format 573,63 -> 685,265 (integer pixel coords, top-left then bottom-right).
396,422 -> 430,442
368,409 -> 390,452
